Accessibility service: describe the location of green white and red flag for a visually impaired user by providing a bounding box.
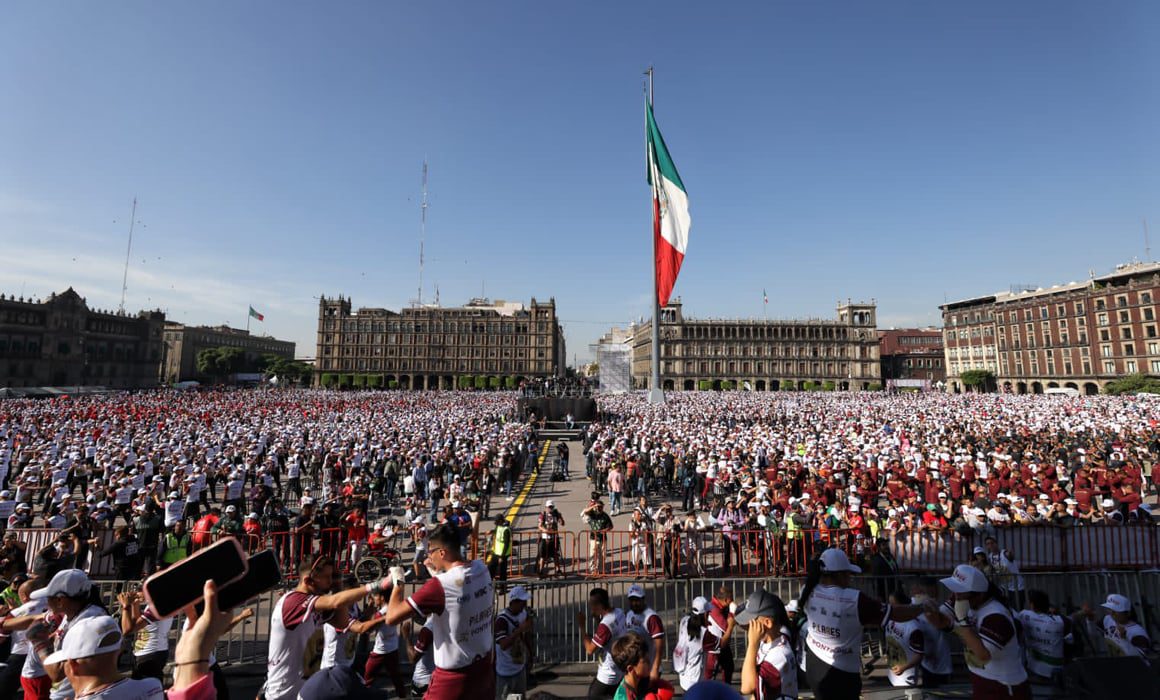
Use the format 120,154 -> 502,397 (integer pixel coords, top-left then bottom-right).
249,306 -> 264,322
646,101 -> 690,309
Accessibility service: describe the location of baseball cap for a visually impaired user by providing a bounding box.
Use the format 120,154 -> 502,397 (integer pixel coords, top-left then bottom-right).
31,569 -> 92,600
296,665 -> 376,700
545,500 -> 554,508
819,548 -> 861,574
247,512 -> 258,519
508,585 -> 531,602
1101,594 -> 1132,613
226,505 -> 237,513
43,615 -> 123,665
691,596 -> 711,614
733,589 -> 786,626
972,546 -> 986,555
940,563 -> 989,593
627,583 -> 645,599
785,599 -> 799,614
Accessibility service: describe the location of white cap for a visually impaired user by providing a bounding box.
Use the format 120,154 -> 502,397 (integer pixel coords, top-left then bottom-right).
1101,593 -> 1132,613
508,585 -> 531,602
691,596 -> 711,614
627,583 -> 645,599
940,563 -> 989,593
819,548 -> 861,574
30,569 -> 92,600
373,523 -> 383,530
168,491 -> 179,498
545,500 -> 554,508
225,505 -> 237,513
938,492 -> 946,499
43,615 -> 123,665
785,599 -> 799,614
247,512 -> 258,519
1102,498 -> 1115,509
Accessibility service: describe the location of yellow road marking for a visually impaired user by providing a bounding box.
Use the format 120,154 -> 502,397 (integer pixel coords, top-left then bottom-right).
503,440 -> 551,525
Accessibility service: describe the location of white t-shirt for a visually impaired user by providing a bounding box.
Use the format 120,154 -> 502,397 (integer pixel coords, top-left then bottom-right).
411,618 -> 436,688
883,618 -> 923,686
370,605 -> 400,654
133,606 -> 174,658
50,604 -> 106,700
74,677 -> 163,699
913,614 -> 952,676
673,615 -> 706,691
405,559 -> 495,672
494,608 -> 528,677
320,605 -> 359,670
1102,615 -> 1151,659
264,591 -> 330,700
12,599 -> 48,677
804,585 -> 889,674
589,608 -> 627,685
1015,610 -> 1068,677
754,631 -> 798,699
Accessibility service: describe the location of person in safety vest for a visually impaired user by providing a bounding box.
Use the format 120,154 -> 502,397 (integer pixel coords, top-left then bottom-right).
488,515 -> 512,584
158,520 -> 191,567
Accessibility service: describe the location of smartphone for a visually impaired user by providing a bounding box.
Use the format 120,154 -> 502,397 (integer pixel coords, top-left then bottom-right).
198,549 -> 282,614
143,537 -> 247,619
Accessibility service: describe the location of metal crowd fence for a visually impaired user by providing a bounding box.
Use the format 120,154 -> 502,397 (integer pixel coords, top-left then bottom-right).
83,570 -> 1160,671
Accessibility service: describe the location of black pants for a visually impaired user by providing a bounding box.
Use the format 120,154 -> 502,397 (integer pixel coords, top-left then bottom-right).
587,678 -> 618,700
805,646 -> 861,700
923,670 -> 950,688
0,652 -> 23,700
132,650 -> 168,682
211,662 -> 229,700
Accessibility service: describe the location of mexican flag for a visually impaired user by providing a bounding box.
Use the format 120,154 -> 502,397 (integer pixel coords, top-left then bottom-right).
249,306 -> 264,322
646,101 -> 691,309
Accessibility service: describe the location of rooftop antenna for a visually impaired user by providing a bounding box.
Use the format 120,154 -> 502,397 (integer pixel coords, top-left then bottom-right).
119,196 -> 138,313
1144,218 -> 1152,262
416,160 -> 428,307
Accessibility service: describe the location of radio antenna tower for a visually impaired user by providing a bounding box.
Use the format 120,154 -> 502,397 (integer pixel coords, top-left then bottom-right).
417,160 -> 428,307
118,196 -> 138,313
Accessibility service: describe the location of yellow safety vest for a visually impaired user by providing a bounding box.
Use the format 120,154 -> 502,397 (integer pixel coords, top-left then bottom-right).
492,524 -> 512,557
786,515 -> 801,540
161,533 -> 190,564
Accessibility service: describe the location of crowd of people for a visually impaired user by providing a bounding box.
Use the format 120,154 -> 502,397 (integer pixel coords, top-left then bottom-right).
568,392 -> 1158,576
0,387 -> 1154,699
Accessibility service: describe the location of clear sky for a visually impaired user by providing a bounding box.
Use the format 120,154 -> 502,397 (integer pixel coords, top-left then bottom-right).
2,1 -> 1157,362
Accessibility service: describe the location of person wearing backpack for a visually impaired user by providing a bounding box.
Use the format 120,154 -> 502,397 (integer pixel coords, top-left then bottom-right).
672,597 -> 714,691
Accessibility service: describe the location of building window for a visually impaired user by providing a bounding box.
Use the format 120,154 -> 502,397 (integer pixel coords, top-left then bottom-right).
1121,327 -> 1133,340
1125,360 -> 1137,373
1116,295 -> 1128,308
1103,360 -> 1116,373
1097,312 -> 1108,326
1124,343 -> 1135,356
1152,360 -> 1160,373
1119,310 -> 1131,324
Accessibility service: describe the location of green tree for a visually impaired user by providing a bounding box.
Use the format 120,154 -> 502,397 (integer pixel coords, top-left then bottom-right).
367,375 -> 382,388
320,373 -> 337,388
721,380 -> 736,390
803,380 -> 817,391
388,379 -> 399,390
868,382 -> 883,391
697,380 -> 713,391
960,369 -> 996,393
458,375 -> 474,390
488,376 -> 501,390
504,376 -> 516,390
1104,373 -> 1160,395
822,381 -> 836,391
473,375 -> 487,390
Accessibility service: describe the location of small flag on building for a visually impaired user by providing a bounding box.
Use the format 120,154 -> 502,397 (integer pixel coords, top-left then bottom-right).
249,306 -> 264,322
763,289 -> 768,305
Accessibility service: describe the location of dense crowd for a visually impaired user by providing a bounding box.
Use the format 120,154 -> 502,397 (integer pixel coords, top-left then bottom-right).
581,392 -> 1159,542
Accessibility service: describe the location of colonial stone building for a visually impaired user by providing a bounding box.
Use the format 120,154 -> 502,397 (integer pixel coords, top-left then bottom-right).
629,299 -> 881,391
879,328 -> 946,388
161,323 -> 296,383
314,296 -> 566,389
0,288 -> 165,389
940,261 -> 1160,394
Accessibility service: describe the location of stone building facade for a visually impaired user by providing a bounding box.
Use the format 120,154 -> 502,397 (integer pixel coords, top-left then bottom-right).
161,323 -> 296,383
629,299 -> 881,391
314,296 -> 565,389
0,288 -> 165,389
879,328 -> 946,387
940,261 -> 1160,394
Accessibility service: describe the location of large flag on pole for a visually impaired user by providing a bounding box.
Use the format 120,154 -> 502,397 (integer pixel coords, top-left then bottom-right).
646,102 -> 690,309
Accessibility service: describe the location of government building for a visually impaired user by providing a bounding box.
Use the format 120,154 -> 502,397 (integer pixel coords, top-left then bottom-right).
628,299 -> 881,391
0,288 -> 165,390
161,323 -> 296,383
313,296 -> 566,389
878,328 -> 946,388
940,261 -> 1160,395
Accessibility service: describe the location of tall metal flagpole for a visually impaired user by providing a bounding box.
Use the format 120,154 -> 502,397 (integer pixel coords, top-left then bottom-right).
646,67 -> 664,404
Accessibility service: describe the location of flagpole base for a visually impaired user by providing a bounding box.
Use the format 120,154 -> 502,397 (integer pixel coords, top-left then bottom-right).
647,388 -> 666,404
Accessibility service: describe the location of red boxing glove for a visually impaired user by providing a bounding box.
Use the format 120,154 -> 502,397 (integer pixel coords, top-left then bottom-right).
645,679 -> 675,700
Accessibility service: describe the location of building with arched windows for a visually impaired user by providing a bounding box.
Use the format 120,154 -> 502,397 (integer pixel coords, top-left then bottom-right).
627,299 -> 881,391
314,295 -> 565,390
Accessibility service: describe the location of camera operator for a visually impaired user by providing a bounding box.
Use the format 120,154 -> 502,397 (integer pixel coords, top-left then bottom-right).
494,585 -> 534,700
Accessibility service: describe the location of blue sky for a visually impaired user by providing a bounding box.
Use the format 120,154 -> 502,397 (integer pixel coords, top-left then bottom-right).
2,1 -> 1157,362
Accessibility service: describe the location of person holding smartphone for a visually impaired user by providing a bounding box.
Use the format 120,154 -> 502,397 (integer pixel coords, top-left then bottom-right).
263,556 -> 394,700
